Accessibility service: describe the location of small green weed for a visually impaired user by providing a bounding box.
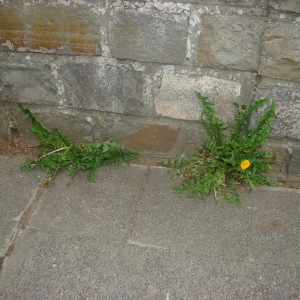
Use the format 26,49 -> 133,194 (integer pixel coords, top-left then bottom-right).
162,91 -> 276,206
19,105 -> 139,184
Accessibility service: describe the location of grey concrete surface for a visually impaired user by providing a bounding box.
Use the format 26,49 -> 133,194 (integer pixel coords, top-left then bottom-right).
0,156 -> 44,257
0,155 -> 299,299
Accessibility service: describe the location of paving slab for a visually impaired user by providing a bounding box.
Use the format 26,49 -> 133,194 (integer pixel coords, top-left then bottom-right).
0,155 -> 45,257
0,158 -> 299,299
27,165 -> 148,241
187,256 -> 300,299
0,229 -> 191,299
249,186 -> 300,267
130,166 -> 252,259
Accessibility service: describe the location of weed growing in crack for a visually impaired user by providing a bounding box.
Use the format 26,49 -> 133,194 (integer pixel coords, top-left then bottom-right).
162,91 -> 276,206
19,105 -> 139,185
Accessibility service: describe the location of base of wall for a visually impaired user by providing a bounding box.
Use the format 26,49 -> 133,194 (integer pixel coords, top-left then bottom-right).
1,102 -> 299,187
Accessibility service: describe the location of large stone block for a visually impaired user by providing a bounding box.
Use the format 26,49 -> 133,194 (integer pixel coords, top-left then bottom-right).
91,112 -> 185,158
0,63 -> 57,105
4,0 -> 105,4
154,70 -> 257,122
162,0 -> 260,4
27,107 -> 93,143
269,0 -> 300,14
255,81 -> 300,140
122,124 -> 180,153
108,9 -> 189,64
288,149 -> 300,185
0,102 -> 39,144
0,5 -> 101,55
177,120 -> 207,157
259,15 -> 300,80
0,7 -> 25,50
3,104 -> 94,144
197,13 -> 264,70
61,62 -> 145,115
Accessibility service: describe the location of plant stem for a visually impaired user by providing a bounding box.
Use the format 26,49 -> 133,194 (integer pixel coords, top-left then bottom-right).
50,166 -> 60,182
35,147 -> 68,162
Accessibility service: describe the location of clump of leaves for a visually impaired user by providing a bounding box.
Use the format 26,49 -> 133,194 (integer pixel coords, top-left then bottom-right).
19,105 -> 139,184
162,91 -> 276,206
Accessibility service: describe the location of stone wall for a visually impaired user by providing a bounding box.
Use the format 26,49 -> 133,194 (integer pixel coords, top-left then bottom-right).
0,0 -> 299,184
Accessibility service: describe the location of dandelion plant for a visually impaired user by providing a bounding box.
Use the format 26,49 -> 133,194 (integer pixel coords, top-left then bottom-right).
162,91 -> 276,206
19,105 -> 139,184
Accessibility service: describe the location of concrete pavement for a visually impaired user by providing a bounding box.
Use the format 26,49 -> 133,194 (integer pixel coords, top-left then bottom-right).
0,154 -> 299,299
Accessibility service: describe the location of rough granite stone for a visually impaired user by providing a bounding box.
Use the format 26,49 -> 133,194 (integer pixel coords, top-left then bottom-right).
122,125 -> 180,154
255,83 -> 300,140
154,72 -> 251,122
0,64 -> 57,105
0,5 -> 101,55
0,103 -> 92,144
108,9 -> 189,64
0,0 -> 299,168
288,149 -> 300,185
269,0 -> 300,14
92,113 -> 185,158
197,12 -> 264,70
259,15 -> 300,80
0,7 -> 25,50
162,0 -> 263,6
61,62 -> 145,115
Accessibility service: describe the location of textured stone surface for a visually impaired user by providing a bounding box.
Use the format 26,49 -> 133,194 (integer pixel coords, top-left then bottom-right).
259,15 -> 300,80
122,125 -> 180,154
3,0 -> 105,4
197,13 -> 263,70
176,121 -> 207,157
255,83 -> 300,140
262,144 -> 290,183
0,102 -> 43,144
269,0 -> 300,14
288,149 -> 300,185
250,187 -> 300,267
0,7 -> 25,50
92,113 -> 185,158
162,0 -> 263,5
0,5 -> 101,55
0,162 -> 299,298
62,62 -> 145,115
0,156 -> 44,257
0,0 -> 299,164
154,73 -> 243,122
0,103 -> 92,144
109,9 -> 189,64
0,64 -> 57,105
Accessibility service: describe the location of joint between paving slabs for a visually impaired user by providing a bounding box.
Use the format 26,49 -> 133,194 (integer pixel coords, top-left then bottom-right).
123,166 -> 150,243
0,182 -> 46,274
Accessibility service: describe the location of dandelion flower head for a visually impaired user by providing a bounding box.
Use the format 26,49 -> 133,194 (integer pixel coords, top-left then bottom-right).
240,159 -> 251,170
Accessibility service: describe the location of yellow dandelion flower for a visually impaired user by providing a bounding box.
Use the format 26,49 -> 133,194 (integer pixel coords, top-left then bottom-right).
240,159 -> 251,170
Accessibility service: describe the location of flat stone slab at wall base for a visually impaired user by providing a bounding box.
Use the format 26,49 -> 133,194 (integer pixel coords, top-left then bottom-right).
288,149 -> 300,186
122,124 -> 180,154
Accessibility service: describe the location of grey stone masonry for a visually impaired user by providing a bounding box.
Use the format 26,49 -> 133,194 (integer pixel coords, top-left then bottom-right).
108,9 -> 189,64
197,12 -> 264,71
259,13 -> 300,80
0,63 -> 57,105
153,69 -> 257,123
61,62 -> 145,115
0,0 -> 299,184
255,78 -> 300,140
269,0 -> 300,14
